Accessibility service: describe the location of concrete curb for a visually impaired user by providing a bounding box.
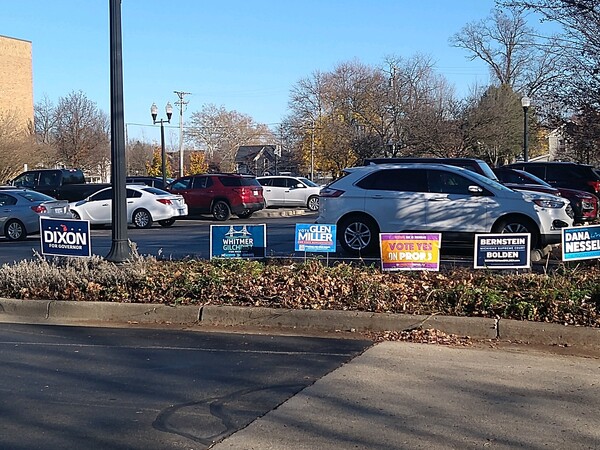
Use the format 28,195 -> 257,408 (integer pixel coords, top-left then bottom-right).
253,208 -> 315,218
1,297 -> 599,348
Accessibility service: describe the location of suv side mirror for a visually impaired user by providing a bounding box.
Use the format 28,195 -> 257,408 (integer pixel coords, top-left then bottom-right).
468,185 -> 484,195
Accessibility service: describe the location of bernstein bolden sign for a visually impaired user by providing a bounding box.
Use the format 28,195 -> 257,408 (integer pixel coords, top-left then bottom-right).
562,225 -> 600,261
40,217 -> 91,257
474,233 -> 530,269
380,233 -> 441,271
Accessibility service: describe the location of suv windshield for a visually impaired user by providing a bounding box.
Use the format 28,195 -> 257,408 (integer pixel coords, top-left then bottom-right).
459,169 -> 514,193
298,177 -> 319,187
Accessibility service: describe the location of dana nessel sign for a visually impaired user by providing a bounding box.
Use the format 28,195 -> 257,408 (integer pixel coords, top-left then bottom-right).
40,217 -> 91,257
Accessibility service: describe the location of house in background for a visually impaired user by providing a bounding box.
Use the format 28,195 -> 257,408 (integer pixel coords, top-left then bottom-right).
548,127 -> 566,160
235,145 -> 277,176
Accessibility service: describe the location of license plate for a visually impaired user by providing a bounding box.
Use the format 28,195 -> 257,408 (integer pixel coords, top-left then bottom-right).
54,207 -> 65,214
253,190 -> 258,196
178,208 -> 186,215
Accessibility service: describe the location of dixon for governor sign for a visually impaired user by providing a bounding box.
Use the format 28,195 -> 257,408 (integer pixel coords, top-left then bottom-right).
40,217 -> 91,257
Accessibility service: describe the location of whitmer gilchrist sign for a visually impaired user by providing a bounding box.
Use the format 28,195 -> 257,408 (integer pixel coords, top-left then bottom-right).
562,225 -> 600,261
210,224 -> 266,259
40,217 -> 91,257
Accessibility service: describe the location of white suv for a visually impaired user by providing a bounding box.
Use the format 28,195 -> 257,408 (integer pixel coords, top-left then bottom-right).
317,164 -> 573,255
257,176 -> 321,211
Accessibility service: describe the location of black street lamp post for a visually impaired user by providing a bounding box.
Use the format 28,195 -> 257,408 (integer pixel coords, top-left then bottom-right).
106,0 -> 131,263
151,102 -> 173,188
521,96 -> 530,162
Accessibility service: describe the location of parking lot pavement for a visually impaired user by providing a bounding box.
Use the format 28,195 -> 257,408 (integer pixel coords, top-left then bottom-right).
211,341 -> 600,450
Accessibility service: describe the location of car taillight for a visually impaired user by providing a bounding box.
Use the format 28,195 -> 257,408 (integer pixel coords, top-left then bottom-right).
319,188 -> 344,198
587,181 -> 600,193
31,205 -> 47,214
157,199 -> 172,205
237,187 -> 261,197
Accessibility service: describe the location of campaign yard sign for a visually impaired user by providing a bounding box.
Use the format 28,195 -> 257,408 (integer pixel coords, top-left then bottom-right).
40,217 -> 91,257
474,233 -> 530,269
562,225 -> 600,261
380,233 -> 441,271
210,224 -> 266,259
294,224 -> 336,252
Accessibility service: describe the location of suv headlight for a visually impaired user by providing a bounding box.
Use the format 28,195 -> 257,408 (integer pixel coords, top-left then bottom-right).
533,198 -> 566,208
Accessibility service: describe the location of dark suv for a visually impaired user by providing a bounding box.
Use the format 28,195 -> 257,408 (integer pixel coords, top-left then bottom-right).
505,162 -> 600,198
167,174 -> 265,221
363,157 -> 500,181
126,176 -> 173,190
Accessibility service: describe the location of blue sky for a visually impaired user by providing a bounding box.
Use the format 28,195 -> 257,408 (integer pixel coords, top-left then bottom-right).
2,1 -> 521,144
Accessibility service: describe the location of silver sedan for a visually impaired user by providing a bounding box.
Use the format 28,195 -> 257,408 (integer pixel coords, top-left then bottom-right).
0,189 -> 72,241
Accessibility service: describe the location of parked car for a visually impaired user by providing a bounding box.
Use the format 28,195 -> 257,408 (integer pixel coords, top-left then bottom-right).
363,157 -> 500,181
317,164 -> 573,255
69,185 -> 188,228
504,161 -> 600,197
494,167 -> 598,224
167,173 -> 265,221
0,189 -> 72,241
126,176 -> 174,190
256,175 -> 321,211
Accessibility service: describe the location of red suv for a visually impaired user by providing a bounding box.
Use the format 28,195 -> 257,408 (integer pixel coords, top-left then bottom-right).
167,174 -> 265,221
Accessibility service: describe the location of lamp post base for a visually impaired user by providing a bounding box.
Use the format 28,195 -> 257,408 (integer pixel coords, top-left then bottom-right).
106,239 -> 133,264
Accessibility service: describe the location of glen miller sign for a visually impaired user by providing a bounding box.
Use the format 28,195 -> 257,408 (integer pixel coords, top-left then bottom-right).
40,217 -> 91,257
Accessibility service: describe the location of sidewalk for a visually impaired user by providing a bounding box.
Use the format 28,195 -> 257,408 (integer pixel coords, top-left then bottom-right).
210,342 -> 600,449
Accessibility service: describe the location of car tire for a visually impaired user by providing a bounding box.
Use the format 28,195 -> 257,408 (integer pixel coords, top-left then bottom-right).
339,215 -> 379,256
307,195 -> 319,211
5,219 -> 27,241
492,217 -> 539,249
237,210 -> 253,219
158,218 -> 176,227
132,208 -> 153,229
212,200 -> 231,221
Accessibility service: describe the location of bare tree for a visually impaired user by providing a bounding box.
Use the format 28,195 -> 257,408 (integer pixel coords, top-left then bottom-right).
185,104 -> 274,172
126,140 -> 154,175
500,0 -> 600,162
450,7 -> 561,95
287,57 -> 463,174
53,91 -> 110,173
0,109 -> 41,182
462,84 -> 529,165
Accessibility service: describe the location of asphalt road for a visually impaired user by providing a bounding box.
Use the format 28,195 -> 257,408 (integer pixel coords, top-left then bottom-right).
0,323 -> 370,450
0,213 -> 478,267
0,214 -> 316,264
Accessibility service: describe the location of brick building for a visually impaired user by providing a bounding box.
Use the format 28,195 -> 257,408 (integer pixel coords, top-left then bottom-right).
0,35 -> 34,130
